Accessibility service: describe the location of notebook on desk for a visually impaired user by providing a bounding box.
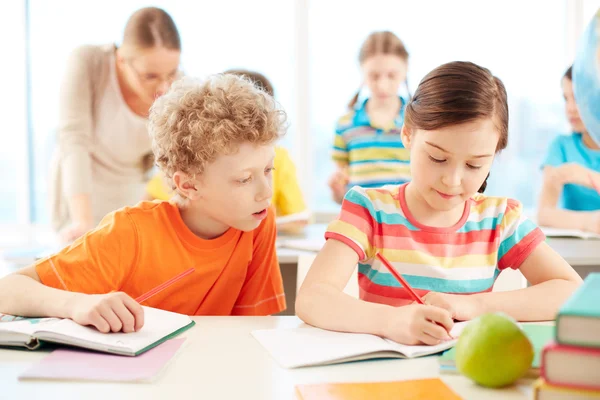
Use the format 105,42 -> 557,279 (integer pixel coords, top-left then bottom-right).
295,378 -> 463,400
252,322 -> 468,368
19,338 -> 187,382
0,306 -> 194,356
540,227 -> 600,240
276,238 -> 325,252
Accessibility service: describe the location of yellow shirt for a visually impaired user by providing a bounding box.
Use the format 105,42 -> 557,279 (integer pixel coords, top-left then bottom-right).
146,147 -> 307,216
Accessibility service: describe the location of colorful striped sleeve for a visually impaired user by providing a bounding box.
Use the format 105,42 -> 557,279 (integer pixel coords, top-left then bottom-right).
325,187 -> 376,261
497,199 -> 545,270
331,112 -> 353,163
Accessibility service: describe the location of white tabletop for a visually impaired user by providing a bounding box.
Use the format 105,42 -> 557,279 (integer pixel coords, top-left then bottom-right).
0,316 -> 538,400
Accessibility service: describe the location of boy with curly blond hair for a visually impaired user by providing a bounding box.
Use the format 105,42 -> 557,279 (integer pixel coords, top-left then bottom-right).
0,75 -> 287,332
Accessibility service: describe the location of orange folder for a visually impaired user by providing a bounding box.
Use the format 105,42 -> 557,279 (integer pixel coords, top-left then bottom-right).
295,378 -> 462,400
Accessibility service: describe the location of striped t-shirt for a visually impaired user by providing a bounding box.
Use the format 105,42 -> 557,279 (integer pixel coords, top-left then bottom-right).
325,184 -> 545,306
332,97 -> 410,189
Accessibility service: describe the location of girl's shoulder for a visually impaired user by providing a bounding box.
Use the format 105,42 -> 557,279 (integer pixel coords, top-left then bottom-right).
345,184 -> 402,211
470,193 -> 524,218
335,109 -> 359,132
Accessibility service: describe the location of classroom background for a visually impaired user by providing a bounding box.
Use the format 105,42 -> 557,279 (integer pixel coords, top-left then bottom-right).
2,0 -> 600,226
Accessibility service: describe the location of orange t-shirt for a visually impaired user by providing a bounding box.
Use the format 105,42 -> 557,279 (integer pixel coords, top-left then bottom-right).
35,201 -> 286,316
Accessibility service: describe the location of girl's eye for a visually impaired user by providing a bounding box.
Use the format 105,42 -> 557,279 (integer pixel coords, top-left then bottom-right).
239,177 -> 252,184
265,167 -> 275,174
429,155 -> 446,163
467,164 -> 482,170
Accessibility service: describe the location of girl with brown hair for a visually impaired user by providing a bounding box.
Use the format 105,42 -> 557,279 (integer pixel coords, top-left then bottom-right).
329,31 -> 411,203
297,61 -> 581,345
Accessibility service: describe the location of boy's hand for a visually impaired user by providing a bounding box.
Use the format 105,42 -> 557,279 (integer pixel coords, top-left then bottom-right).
66,292 -> 145,333
381,304 -> 453,345
422,292 -> 482,322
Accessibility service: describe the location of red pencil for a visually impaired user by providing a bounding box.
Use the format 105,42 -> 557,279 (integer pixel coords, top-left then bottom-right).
376,253 -> 424,304
135,267 -> 195,304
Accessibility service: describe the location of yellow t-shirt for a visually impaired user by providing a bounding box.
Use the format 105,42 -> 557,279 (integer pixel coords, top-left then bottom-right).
146,147 -> 307,216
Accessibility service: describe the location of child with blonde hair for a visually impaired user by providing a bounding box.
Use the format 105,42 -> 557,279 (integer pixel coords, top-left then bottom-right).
147,69 -> 309,234
0,74 -> 287,332
297,62 -> 581,345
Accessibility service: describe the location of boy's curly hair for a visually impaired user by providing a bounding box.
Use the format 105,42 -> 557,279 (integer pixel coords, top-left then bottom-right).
149,74 -> 287,205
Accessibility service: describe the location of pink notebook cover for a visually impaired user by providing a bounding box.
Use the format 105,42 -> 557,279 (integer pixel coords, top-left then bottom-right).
18,338 -> 185,382
541,341 -> 600,391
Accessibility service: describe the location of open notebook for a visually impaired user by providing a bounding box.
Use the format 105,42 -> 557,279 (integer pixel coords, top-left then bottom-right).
252,322 -> 468,368
0,306 -> 194,356
540,227 -> 600,240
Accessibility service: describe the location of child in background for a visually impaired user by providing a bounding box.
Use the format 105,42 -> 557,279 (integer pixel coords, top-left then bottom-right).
146,69 -> 309,234
537,66 -> 600,233
329,31 -> 411,204
297,62 -> 581,346
0,75 -> 287,332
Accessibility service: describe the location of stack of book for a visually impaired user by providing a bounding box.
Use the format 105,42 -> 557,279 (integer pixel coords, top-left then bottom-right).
534,273 -> 600,399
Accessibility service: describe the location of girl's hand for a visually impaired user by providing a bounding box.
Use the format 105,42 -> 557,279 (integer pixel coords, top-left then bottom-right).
422,292 -> 483,321
381,304 -> 453,345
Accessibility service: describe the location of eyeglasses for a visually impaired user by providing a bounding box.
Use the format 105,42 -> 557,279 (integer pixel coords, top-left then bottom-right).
126,60 -> 179,86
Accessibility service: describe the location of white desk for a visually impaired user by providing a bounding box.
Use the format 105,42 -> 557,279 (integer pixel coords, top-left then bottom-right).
0,316 -> 538,400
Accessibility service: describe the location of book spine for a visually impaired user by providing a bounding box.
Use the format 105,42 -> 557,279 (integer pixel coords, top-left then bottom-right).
541,343 -> 600,391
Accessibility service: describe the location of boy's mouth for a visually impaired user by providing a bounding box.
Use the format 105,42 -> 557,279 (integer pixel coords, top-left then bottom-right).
252,208 -> 268,220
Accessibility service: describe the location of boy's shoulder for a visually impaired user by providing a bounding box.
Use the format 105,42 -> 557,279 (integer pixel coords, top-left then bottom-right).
107,201 -> 274,249
98,201 -> 177,234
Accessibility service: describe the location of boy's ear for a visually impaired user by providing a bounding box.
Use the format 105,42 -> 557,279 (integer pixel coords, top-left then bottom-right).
401,125 -> 412,149
173,171 -> 201,200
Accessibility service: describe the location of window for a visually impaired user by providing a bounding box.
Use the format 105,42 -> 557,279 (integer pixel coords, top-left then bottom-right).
0,0 -> 27,223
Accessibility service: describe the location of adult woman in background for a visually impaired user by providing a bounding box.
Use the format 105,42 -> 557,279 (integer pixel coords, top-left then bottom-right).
50,7 -> 181,241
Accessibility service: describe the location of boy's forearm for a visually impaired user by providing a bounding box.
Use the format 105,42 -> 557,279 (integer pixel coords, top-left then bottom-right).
472,279 -> 580,321
296,283 -> 393,337
0,274 -> 77,318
